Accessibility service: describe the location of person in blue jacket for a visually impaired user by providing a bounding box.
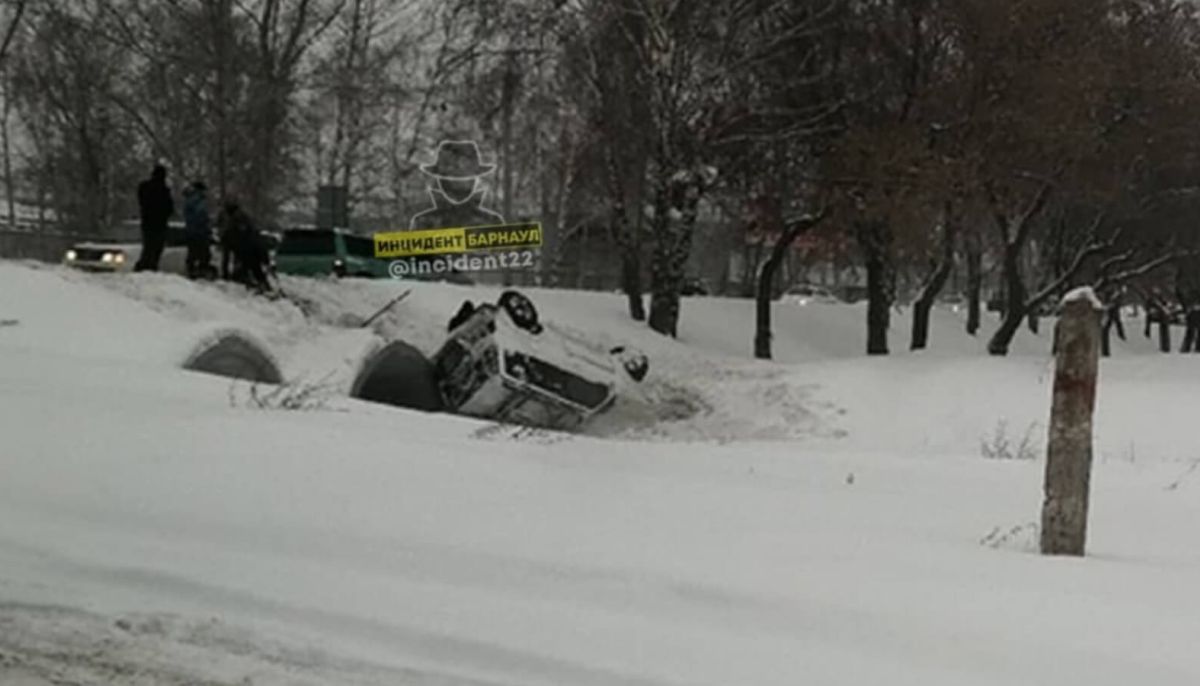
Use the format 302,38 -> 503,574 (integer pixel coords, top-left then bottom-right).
183,181 -> 214,279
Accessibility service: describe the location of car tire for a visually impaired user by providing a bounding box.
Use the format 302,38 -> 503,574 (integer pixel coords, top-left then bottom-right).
350,340 -> 444,412
499,290 -> 540,332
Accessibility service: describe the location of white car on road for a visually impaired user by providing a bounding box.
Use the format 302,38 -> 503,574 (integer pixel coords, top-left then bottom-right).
782,283 -> 840,305
63,224 -> 190,275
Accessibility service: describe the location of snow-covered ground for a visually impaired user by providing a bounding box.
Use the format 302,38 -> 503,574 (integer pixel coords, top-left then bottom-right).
2,260 -> 1199,685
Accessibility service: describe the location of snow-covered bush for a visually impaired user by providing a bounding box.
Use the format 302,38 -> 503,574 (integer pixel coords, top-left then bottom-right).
980,420 -> 1040,461
229,375 -> 344,412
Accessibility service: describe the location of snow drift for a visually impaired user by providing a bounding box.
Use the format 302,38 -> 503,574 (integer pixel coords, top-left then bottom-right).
182,328 -> 283,384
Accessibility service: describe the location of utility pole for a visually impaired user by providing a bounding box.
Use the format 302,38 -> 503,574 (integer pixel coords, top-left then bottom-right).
500,48 -> 518,286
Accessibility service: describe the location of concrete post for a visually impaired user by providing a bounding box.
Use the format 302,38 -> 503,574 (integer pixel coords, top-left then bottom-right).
1040,289 -> 1102,556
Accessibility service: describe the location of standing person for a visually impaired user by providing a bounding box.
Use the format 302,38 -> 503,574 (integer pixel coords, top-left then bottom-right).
183,181 -> 213,279
218,198 -> 272,293
1145,288 -> 1173,353
1183,293 -> 1200,353
135,164 -> 174,272
1100,287 -> 1126,357
217,198 -> 242,282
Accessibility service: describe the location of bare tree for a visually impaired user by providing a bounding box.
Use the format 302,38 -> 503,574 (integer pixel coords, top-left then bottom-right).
0,0 -> 26,226
0,0 -> 26,68
309,0 -> 414,226
12,1 -> 137,233
239,0 -> 345,219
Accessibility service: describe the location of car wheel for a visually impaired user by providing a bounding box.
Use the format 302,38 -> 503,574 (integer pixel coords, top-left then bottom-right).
610,346 -> 649,382
499,290 -> 540,332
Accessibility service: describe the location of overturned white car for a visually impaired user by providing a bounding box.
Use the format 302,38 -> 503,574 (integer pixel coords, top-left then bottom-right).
430,291 -> 648,430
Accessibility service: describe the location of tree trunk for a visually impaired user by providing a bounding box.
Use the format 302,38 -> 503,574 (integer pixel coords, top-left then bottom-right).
911,216 -> 956,351
576,226 -> 588,289
500,52 -> 516,287
988,245 -> 1028,355
648,275 -> 680,337
602,138 -> 644,320
647,178 -> 679,336
622,250 -> 645,321
754,213 -> 826,358
866,255 -> 891,355
857,221 -> 893,356
247,85 -> 286,221
1,68 -> 13,229
209,0 -> 233,200
754,259 -> 777,359
966,243 -> 982,335
649,170 -> 703,338
912,279 -> 940,352
1041,295 -> 1101,557
1159,320 -> 1171,353
989,313 -> 1024,356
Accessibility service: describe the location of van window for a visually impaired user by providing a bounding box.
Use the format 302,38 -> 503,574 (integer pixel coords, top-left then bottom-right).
345,234 -> 376,258
278,230 -> 336,255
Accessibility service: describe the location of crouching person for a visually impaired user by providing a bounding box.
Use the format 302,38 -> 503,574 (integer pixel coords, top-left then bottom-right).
218,198 -> 273,294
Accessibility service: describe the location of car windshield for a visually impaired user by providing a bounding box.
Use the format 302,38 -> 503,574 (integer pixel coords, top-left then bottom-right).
277,230 -> 336,255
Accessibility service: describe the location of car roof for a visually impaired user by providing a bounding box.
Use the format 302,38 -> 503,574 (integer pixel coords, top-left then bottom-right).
73,241 -> 138,249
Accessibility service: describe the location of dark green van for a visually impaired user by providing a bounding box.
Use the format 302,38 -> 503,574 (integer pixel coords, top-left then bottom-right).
273,228 -> 389,278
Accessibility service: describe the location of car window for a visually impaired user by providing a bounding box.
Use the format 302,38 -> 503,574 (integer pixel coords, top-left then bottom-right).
345,234 -> 375,258
278,230 -> 336,255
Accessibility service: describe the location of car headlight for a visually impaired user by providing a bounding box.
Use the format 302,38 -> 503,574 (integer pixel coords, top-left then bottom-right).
333,259 -> 345,267
112,252 -> 125,264
101,252 -> 114,263
65,249 -> 77,261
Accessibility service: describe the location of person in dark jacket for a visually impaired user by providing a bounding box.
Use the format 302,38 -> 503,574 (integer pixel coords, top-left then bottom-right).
135,164 -> 174,271
1100,287 -> 1127,357
218,198 -> 271,292
1182,292 -> 1200,353
183,181 -> 213,279
1141,287 -> 1174,353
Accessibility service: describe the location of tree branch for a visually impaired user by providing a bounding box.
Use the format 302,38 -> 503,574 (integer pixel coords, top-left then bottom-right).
1011,179 -> 1055,248
1025,215 -> 1110,310
0,0 -> 27,67
1094,252 -> 1182,294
